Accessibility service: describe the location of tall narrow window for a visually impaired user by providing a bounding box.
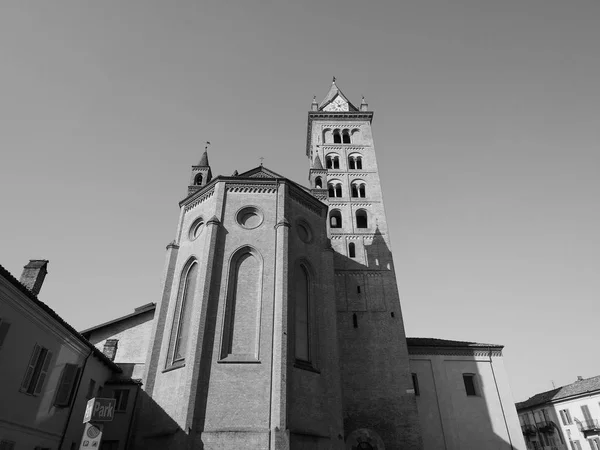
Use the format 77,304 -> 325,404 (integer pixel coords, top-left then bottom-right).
194,174 -> 203,185
326,155 -> 340,169
342,129 -> 351,143
54,364 -> 80,407
463,374 -> 477,396
356,156 -> 363,169
20,344 -> 52,395
330,210 -> 342,228
412,373 -> 420,396
314,177 -> 322,189
221,248 -> 262,360
295,266 -> 310,362
169,261 -> 198,364
348,157 -> 356,170
349,242 -> 356,257
356,210 -> 368,228
333,130 -> 341,144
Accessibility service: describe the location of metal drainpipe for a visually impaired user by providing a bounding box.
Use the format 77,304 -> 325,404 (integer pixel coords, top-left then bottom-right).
58,349 -> 93,450
489,347 -> 515,450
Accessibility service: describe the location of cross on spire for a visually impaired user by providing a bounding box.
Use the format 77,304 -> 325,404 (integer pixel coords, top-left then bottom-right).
259,157 -> 264,166
205,141 -> 211,151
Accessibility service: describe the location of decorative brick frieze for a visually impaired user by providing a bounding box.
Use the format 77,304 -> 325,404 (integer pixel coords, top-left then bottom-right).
408,347 -> 503,358
184,188 -> 215,212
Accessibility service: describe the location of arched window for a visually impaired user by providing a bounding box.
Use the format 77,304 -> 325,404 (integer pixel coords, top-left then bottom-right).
323,129 -> 332,144
326,154 -> 340,169
314,176 -> 323,189
295,265 -> 311,362
356,209 -> 368,228
351,181 -> 366,198
194,173 -> 203,185
221,248 -> 262,360
169,260 -> 198,364
329,210 -> 342,228
348,154 -> 363,170
333,129 -> 341,144
351,128 -> 361,144
349,242 -> 356,258
328,181 -> 342,198
342,129 -> 351,144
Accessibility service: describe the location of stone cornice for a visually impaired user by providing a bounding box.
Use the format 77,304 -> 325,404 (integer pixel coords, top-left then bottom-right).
408,347 -> 503,357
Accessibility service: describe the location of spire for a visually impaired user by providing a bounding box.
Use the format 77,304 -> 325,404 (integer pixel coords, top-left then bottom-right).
318,78 -> 358,111
198,141 -> 210,167
312,154 -> 324,170
311,95 -> 318,111
360,96 -> 369,111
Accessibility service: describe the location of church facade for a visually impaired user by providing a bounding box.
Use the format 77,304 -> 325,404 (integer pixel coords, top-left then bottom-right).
78,80 -> 526,450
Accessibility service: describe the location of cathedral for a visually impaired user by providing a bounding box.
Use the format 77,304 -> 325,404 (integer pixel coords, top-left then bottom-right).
78,80 -> 525,450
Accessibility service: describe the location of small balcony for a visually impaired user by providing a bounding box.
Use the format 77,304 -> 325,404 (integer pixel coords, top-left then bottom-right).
537,421 -> 555,433
521,424 -> 538,436
577,419 -> 600,433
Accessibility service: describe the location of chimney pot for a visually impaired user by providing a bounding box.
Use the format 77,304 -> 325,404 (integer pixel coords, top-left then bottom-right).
20,260 -> 49,296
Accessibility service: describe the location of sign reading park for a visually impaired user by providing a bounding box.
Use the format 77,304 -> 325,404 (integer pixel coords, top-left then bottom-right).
83,398 -> 116,423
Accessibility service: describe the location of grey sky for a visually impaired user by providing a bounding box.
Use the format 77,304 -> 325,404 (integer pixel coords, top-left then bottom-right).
1,0 -> 599,402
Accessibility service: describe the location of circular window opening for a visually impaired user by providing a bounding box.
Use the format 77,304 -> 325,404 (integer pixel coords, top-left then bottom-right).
297,222 -> 312,243
189,218 -> 205,240
236,206 -> 263,229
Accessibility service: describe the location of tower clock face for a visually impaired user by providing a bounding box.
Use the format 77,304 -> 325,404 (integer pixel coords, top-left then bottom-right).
324,96 -> 349,112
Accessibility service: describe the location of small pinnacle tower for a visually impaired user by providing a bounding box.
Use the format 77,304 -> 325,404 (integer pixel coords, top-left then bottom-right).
188,144 -> 213,195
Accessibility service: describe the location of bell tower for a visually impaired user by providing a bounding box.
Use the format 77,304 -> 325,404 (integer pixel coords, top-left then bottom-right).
307,79 -> 423,449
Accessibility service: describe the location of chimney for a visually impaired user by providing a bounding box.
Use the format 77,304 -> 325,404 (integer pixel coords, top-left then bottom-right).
20,260 -> 49,296
103,339 -> 119,361
578,376 -> 584,381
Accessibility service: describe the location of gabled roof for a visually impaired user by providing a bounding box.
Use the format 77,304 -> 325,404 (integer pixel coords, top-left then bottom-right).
0,263 -> 121,372
318,79 -> 358,111
516,375 -> 600,410
406,337 -> 502,348
80,302 -> 156,336
237,166 -> 286,179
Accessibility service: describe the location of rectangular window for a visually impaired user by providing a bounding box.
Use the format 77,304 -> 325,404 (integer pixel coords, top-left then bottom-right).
113,389 -> 130,412
463,373 -> 477,396
411,373 -> 420,396
0,318 -> 11,349
0,441 -> 16,450
571,441 -> 582,450
54,364 -> 80,407
20,344 -> 52,395
86,379 -> 96,400
561,409 -> 573,425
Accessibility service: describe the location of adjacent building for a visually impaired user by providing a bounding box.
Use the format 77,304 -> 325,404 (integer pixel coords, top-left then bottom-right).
0,261 -> 139,450
517,375 -> 600,450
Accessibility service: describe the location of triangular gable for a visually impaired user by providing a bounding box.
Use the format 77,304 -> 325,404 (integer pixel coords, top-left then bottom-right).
319,81 -> 358,111
236,166 -> 286,179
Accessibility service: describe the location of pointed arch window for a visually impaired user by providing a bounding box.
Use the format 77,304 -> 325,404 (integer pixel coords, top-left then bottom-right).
342,129 -> 351,144
169,260 -> 198,365
194,174 -> 203,185
356,209 -> 368,228
314,176 -> 323,189
349,242 -> 356,258
326,154 -> 340,169
328,180 -> 343,198
351,181 -> 366,198
330,210 -> 342,228
295,265 -> 311,363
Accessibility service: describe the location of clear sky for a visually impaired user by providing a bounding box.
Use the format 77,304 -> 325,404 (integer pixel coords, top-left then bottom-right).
1,0 -> 599,402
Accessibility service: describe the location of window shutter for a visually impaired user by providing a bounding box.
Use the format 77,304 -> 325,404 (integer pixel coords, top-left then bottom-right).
33,350 -> 53,395
55,364 -> 80,406
560,410 -> 566,425
21,344 -> 41,391
0,319 -> 10,348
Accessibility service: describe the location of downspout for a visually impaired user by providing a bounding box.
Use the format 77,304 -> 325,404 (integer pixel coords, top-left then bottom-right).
489,347 -> 514,450
58,349 -> 93,450
268,178 -> 280,450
